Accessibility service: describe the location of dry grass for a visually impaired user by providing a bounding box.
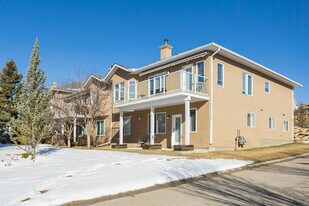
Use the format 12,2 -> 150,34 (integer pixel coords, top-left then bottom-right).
190,143 -> 309,163
70,143 -> 309,163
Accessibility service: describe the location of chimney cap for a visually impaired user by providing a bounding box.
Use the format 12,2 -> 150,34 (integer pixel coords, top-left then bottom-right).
164,39 -> 169,45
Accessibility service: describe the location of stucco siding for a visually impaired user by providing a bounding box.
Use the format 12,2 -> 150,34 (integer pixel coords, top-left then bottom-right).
212,54 -> 293,148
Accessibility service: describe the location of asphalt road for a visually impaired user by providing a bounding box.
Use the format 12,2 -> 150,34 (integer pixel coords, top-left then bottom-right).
92,155 -> 309,206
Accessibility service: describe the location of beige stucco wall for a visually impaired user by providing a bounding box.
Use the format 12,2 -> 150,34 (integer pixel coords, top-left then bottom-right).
211,54 -> 294,149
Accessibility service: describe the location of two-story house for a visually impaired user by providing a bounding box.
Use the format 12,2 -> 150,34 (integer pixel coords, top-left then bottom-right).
54,40 -> 302,150
107,40 -> 302,150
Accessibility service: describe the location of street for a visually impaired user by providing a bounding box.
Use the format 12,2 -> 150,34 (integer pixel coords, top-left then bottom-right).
92,155 -> 309,206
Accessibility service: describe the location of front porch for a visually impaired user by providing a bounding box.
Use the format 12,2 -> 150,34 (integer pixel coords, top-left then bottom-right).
114,92 -> 209,150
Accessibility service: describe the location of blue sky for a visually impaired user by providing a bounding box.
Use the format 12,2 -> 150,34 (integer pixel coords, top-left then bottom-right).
0,0 -> 308,102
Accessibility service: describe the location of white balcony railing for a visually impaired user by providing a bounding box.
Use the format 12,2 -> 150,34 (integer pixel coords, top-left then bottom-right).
113,70 -> 208,104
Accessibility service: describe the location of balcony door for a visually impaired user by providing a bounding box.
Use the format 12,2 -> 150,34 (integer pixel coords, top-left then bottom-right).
172,114 -> 182,146
183,65 -> 194,91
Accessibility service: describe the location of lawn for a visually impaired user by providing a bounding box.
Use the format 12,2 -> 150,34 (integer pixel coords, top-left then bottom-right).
78,142 -> 309,163
0,144 -> 251,206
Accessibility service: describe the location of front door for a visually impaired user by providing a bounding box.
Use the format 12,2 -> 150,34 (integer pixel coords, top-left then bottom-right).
172,114 -> 182,146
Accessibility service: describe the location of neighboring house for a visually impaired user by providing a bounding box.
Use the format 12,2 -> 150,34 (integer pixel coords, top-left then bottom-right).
53,40 -> 302,149
51,77 -> 111,145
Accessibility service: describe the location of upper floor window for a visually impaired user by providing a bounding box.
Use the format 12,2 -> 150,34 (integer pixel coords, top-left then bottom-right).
96,120 -> 105,136
149,73 -> 166,96
269,117 -> 275,130
124,116 -> 131,135
217,63 -> 224,87
242,72 -> 253,95
128,80 -> 136,100
283,120 -> 289,132
114,82 -> 125,102
247,113 -> 256,128
197,61 -> 205,83
91,91 -> 98,104
265,82 -> 270,94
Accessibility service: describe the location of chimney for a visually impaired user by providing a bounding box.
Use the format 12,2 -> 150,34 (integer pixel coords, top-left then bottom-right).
51,81 -> 57,90
160,39 -> 173,60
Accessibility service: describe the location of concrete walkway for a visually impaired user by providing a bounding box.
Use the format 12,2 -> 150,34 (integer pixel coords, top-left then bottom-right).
91,156 -> 309,206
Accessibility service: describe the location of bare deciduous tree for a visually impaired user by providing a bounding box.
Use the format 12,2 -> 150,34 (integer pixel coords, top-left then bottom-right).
52,70 -> 111,148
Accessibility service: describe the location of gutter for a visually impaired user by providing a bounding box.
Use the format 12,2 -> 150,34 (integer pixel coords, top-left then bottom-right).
209,48 -> 221,145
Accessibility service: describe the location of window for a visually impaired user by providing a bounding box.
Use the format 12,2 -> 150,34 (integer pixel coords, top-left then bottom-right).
242,72 -> 253,95
283,121 -> 289,132
128,80 -> 136,100
114,82 -> 125,102
217,63 -> 224,87
265,82 -> 270,93
123,117 -> 131,135
197,61 -> 205,83
149,73 -> 166,95
269,117 -> 275,130
96,120 -> 105,136
148,112 -> 166,134
91,91 -> 98,104
247,113 -> 256,127
190,109 -> 197,132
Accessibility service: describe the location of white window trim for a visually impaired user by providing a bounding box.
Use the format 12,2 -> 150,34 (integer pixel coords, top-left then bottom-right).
147,112 -> 166,134
283,120 -> 289,132
269,117 -> 276,130
114,82 -> 126,102
265,81 -> 270,94
247,113 -> 256,128
96,120 -> 105,136
217,62 -> 224,88
196,61 -> 205,83
128,80 -> 137,100
242,72 -> 253,96
190,108 -> 197,133
123,116 -> 131,136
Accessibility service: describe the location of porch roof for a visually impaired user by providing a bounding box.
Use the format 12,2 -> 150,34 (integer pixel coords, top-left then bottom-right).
114,92 -> 209,111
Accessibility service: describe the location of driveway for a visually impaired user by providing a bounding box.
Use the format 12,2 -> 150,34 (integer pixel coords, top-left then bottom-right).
92,155 -> 309,206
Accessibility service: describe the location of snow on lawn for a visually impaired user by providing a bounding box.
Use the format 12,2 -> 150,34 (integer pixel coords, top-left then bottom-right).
0,144 -> 252,206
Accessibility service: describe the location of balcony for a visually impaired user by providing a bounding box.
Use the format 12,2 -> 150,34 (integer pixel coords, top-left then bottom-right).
113,70 -> 209,110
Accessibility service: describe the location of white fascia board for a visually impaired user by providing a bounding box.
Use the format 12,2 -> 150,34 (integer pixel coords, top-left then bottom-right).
209,43 -> 302,88
103,64 -> 134,82
83,75 -> 106,88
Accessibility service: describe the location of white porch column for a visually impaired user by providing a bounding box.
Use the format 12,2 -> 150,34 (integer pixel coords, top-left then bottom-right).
150,106 -> 155,145
119,111 -> 124,144
61,124 -> 64,134
185,96 -> 191,145
73,118 -> 77,142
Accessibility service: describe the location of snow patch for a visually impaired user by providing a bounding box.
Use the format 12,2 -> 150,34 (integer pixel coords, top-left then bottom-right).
0,145 -> 252,206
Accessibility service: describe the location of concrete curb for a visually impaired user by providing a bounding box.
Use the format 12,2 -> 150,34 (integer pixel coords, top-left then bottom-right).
210,153 -> 309,176
248,153 -> 309,168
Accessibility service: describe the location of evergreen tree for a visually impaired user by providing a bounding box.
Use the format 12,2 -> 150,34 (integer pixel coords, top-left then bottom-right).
0,60 -> 22,127
11,38 -> 52,156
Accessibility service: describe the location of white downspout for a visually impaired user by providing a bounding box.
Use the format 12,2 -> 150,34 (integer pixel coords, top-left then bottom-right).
209,48 -> 220,145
